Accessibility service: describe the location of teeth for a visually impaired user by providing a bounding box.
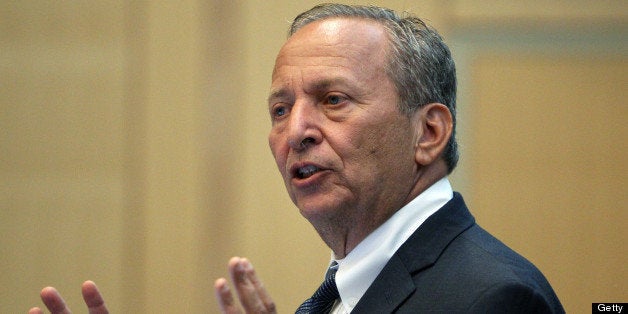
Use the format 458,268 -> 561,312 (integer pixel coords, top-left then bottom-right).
297,165 -> 319,179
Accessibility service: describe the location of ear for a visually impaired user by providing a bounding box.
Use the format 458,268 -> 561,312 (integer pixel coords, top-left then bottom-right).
413,103 -> 453,166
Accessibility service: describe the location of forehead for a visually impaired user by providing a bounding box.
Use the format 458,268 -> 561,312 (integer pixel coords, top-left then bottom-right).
271,18 -> 390,83
287,17 -> 388,50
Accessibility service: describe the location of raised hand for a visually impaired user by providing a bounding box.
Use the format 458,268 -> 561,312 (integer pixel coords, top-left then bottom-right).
28,280 -> 108,314
214,257 -> 277,314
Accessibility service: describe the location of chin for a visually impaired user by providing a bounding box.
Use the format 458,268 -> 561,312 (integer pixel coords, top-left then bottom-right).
299,200 -> 352,226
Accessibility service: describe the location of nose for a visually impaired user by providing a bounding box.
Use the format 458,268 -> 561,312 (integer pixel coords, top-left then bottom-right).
286,101 -> 322,151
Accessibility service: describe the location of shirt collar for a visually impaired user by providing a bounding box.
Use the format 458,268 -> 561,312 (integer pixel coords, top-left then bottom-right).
331,177 -> 453,312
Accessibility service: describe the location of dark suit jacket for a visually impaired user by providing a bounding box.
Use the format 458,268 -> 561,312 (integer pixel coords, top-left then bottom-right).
351,192 -> 565,313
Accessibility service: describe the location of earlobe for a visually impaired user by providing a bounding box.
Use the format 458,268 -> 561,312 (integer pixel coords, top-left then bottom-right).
414,103 -> 453,166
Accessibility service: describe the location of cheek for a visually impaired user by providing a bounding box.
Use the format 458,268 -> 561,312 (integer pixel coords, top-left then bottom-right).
268,134 -> 286,171
348,119 -> 416,170
336,129 -> 389,177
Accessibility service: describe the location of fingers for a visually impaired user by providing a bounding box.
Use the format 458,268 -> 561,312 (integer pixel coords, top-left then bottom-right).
214,277 -> 242,314
28,307 -> 44,314
244,261 -> 276,313
31,281 -> 107,314
38,286 -> 72,314
229,257 -> 267,313
81,281 -> 109,314
215,257 -> 277,314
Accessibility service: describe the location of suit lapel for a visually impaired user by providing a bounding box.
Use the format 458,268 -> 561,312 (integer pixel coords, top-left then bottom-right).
351,193 -> 475,313
349,254 -> 415,313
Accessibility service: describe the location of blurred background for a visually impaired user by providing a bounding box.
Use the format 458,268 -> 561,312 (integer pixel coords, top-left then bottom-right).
1,1 -> 626,313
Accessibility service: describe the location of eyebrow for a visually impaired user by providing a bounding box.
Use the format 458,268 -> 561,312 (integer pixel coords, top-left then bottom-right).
268,77 -> 352,104
267,89 -> 290,105
310,78 -> 349,93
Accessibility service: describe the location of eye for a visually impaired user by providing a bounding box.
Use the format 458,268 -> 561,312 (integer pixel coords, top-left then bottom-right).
271,104 -> 288,118
325,94 -> 346,105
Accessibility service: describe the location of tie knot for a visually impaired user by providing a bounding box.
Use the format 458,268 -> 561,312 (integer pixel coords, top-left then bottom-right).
325,261 -> 339,281
296,262 -> 340,314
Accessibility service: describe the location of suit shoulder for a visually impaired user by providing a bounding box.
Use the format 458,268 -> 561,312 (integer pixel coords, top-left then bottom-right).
401,224 -> 564,313
456,224 -> 549,287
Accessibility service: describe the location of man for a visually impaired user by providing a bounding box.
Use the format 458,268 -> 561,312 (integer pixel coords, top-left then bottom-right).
30,4 -> 564,314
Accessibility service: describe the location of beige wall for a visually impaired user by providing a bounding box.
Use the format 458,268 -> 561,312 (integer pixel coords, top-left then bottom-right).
1,1 -> 625,313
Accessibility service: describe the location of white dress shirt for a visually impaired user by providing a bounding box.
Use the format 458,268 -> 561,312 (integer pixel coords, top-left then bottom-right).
329,177 -> 453,314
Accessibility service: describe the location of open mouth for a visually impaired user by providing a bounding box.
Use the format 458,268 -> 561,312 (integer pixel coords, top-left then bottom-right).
294,165 -> 321,179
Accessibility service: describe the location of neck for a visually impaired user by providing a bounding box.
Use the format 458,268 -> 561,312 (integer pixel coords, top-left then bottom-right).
311,162 -> 448,258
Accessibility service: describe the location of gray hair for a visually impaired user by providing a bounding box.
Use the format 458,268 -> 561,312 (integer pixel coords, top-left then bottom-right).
289,3 -> 459,173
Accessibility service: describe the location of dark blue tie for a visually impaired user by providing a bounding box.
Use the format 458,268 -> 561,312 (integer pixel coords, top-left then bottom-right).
295,262 -> 340,314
